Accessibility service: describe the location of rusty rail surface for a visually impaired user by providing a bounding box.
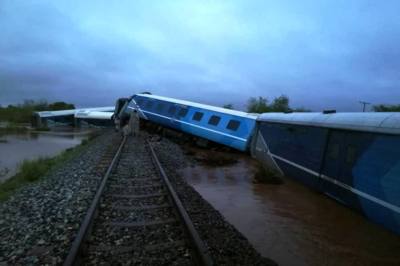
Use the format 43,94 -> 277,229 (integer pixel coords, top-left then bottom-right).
147,139 -> 213,266
63,136 -> 213,265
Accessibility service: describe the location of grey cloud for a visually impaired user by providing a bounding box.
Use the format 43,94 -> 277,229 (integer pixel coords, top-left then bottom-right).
0,0 -> 400,111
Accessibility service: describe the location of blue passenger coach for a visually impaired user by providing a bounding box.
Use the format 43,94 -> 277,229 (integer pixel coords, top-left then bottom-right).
252,112 -> 400,234
127,94 -> 257,151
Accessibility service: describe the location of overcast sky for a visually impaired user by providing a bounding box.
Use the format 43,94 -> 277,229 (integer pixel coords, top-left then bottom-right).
0,0 -> 399,111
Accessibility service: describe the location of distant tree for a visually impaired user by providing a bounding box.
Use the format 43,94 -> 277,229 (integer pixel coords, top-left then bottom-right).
247,95 -> 311,113
222,103 -> 234,110
48,101 -> 75,111
373,104 -> 400,112
0,100 -> 75,123
247,96 -> 270,113
270,95 -> 291,112
33,99 -> 49,111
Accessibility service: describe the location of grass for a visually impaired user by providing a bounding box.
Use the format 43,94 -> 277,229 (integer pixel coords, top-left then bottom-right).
0,135 -> 97,202
35,126 -> 50,132
0,123 -> 29,133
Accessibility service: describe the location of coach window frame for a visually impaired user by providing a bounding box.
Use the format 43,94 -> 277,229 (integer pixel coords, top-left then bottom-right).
168,105 -> 177,116
345,145 -> 357,164
208,115 -> 221,126
156,103 -> 164,113
178,107 -> 188,118
136,98 -> 144,106
226,119 -> 241,131
328,143 -> 340,160
192,111 -> 204,121
145,100 -> 153,110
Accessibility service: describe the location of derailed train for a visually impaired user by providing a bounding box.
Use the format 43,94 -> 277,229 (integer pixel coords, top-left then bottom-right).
115,93 -> 400,234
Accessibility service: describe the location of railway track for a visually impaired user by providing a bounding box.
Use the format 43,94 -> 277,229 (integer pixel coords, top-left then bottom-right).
64,136 -> 213,265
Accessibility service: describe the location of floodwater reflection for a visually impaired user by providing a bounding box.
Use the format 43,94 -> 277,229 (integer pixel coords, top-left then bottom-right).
0,129 -> 93,182
180,154 -> 400,266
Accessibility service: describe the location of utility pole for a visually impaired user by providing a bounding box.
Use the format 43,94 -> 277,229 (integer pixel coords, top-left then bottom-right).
359,101 -> 371,112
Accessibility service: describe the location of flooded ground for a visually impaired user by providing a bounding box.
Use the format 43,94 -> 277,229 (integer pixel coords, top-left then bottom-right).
0,128 -> 94,182
180,151 -> 400,266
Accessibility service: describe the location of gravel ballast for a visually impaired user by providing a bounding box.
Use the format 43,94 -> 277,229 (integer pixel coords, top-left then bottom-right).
0,131 -> 121,265
84,137 -> 193,265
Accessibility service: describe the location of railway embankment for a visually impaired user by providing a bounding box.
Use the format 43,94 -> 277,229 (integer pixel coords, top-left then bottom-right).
0,130 -> 121,264
0,133 -> 99,201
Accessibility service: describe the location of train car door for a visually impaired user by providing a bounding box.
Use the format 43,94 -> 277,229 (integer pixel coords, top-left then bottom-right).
167,104 -> 178,128
320,130 -> 348,205
169,104 -> 185,131
321,130 -> 371,209
339,132 -> 375,209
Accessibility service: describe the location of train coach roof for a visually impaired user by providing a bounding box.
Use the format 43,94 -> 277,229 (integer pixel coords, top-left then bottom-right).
36,107 -> 114,118
136,94 -> 258,119
258,112 -> 400,134
74,110 -> 113,120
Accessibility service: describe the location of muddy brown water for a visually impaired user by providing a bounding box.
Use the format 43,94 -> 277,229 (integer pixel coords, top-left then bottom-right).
0,129 -> 94,182
180,152 -> 400,266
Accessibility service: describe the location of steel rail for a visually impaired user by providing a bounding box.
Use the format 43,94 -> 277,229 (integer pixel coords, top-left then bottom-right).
147,140 -> 214,266
63,136 -> 127,266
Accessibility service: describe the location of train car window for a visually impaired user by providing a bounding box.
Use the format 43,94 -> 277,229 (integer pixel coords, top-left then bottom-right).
286,126 -> 295,133
136,99 -> 143,106
138,98 -> 146,107
156,103 -> 164,112
328,143 -> 339,160
208,115 -> 221,126
297,127 -> 308,134
178,107 -> 188,117
145,101 -> 153,109
346,146 -> 357,164
226,120 -> 240,131
168,106 -> 176,116
192,112 -> 204,121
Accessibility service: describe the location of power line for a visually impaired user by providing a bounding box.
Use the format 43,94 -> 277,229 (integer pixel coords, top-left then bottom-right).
359,101 -> 371,112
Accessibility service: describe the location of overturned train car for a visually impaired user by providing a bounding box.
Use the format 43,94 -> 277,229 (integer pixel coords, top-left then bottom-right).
127,93 -> 258,151
116,94 -> 400,234
252,112 -> 400,234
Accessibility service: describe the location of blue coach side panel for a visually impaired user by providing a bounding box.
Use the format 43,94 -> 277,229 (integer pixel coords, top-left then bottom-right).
258,122 -> 328,189
131,94 -> 256,151
179,106 -> 256,151
321,130 -> 400,234
257,112 -> 400,234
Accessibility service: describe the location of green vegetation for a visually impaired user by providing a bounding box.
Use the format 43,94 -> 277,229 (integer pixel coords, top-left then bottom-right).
35,126 -> 51,132
0,100 -> 75,124
247,96 -> 269,113
0,122 -> 29,133
373,104 -> 400,112
222,103 -> 234,109
247,95 -> 310,113
0,135 -> 95,201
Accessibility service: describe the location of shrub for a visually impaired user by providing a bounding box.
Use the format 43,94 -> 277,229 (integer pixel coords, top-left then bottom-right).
19,158 -> 52,182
